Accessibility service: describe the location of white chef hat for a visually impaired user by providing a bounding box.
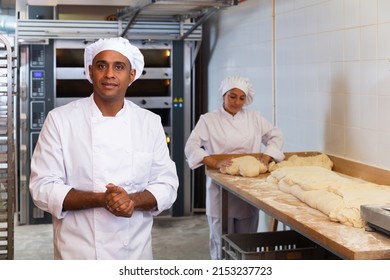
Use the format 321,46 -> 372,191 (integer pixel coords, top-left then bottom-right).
84,37 -> 144,84
219,76 -> 255,105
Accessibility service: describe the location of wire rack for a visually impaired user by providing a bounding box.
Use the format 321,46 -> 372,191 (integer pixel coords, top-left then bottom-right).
0,34 -> 16,260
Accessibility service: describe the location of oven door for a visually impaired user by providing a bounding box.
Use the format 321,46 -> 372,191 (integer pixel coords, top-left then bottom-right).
56,67 -> 92,107
55,40 -> 91,107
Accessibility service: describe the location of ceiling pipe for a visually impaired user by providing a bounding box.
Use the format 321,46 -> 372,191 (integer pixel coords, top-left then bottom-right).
0,15 -> 16,33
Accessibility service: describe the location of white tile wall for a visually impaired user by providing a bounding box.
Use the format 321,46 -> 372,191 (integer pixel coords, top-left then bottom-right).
204,0 -> 275,120
203,0 -> 390,169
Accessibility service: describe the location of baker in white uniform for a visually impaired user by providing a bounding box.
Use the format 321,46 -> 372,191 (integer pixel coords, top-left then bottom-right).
184,76 -> 284,260
29,37 -> 179,260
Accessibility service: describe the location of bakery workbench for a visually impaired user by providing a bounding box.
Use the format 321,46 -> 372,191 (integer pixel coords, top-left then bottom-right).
206,152 -> 390,260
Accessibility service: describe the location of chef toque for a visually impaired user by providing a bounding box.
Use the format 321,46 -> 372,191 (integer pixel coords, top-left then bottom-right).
219,76 -> 255,105
84,37 -> 144,84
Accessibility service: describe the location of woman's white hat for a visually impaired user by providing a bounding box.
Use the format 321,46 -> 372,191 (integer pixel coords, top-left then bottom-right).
219,76 -> 255,105
84,37 -> 144,84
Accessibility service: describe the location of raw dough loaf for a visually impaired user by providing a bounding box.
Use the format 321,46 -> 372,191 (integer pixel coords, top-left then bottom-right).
268,153 -> 333,172
269,166 -> 390,228
220,155 -> 268,177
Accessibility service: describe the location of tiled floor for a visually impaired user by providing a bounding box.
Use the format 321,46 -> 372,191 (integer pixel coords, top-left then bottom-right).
13,213 -> 210,260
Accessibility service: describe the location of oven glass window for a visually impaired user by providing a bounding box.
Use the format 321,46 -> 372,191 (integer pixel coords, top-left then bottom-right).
56,79 -> 93,97
56,49 -> 84,67
142,49 -> 171,68
126,79 -> 170,97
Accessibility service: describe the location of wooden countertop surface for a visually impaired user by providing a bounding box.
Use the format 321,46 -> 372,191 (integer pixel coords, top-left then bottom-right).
206,164 -> 390,260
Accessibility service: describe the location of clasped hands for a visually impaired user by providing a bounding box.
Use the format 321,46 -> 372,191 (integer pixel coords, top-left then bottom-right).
104,183 -> 134,218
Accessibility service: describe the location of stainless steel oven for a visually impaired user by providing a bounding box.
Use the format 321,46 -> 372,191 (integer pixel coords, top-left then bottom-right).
18,38 -> 175,224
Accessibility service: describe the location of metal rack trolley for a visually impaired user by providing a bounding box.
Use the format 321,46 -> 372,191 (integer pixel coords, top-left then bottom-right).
0,34 -> 16,260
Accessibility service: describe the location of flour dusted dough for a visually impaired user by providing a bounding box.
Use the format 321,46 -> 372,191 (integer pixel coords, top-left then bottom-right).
268,153 -> 333,172
270,166 -> 390,228
220,155 -> 268,177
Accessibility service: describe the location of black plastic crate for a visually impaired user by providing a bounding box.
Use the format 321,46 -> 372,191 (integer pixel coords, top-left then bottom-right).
222,230 -> 329,260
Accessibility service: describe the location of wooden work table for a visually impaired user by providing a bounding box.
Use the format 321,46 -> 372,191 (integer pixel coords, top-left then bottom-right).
206,152 -> 390,260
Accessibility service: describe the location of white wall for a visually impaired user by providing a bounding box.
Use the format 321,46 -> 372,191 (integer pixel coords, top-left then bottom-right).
203,0 -> 275,120
203,0 -> 390,170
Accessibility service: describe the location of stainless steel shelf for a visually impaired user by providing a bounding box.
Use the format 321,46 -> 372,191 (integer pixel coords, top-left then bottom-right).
17,0 -> 238,41
17,19 -> 203,41
118,0 -> 235,21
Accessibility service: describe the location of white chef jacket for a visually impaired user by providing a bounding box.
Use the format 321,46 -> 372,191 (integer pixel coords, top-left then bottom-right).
29,95 -> 179,260
184,106 -> 284,218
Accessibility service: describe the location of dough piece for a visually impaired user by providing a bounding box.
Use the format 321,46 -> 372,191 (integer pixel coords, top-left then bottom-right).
329,183 -> 390,227
277,177 -> 344,215
219,155 -> 267,177
272,166 -> 349,191
270,166 -> 390,228
268,153 -> 333,172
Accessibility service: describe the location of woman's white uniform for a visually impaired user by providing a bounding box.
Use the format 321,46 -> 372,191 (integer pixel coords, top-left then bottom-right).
184,105 -> 284,259
29,95 -> 179,259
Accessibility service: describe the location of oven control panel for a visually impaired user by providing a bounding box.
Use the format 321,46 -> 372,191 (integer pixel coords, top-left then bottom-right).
18,42 -> 54,224
30,70 -> 45,98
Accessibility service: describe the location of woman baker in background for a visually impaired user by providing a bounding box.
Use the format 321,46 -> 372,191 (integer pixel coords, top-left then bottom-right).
184,76 -> 285,260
